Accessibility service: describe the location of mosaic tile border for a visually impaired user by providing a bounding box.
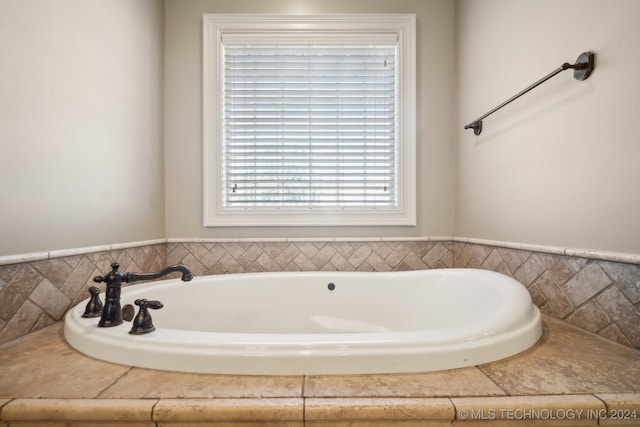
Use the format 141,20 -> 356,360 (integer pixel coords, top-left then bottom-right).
1,238 -> 638,351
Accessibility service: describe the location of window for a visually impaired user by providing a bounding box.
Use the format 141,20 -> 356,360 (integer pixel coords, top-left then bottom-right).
203,14 -> 416,226
223,42 -> 397,209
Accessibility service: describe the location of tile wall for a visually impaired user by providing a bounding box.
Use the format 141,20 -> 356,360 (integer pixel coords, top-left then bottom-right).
165,240 -> 454,275
454,242 -> 640,348
0,239 -> 638,350
0,244 -> 166,345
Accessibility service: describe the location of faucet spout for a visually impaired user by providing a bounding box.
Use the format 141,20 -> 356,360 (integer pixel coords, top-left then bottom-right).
125,264 -> 194,283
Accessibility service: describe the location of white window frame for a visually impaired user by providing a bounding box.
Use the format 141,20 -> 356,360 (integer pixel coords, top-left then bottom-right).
203,14 -> 416,226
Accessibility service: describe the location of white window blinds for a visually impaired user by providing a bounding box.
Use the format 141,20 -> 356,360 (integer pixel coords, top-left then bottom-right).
222,39 -> 398,209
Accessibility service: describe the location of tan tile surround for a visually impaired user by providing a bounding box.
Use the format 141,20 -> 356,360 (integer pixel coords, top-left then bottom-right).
2,238 -> 639,349
1,316 -> 639,426
0,238 -> 639,425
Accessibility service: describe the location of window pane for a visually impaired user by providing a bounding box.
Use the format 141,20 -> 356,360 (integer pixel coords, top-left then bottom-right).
222,44 -> 397,208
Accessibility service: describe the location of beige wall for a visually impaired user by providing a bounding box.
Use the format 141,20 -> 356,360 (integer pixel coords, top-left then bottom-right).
164,0 -> 456,240
456,0 -> 640,254
3,0 -> 636,258
0,0 -> 165,256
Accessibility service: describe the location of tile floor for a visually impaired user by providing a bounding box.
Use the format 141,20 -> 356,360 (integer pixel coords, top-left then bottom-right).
0,316 -> 639,426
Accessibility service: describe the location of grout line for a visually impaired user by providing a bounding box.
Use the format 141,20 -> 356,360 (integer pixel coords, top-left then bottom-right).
94,367 -> 134,398
476,365 -> 510,396
302,392 -> 306,425
592,393 -> 610,416
0,398 -> 14,421
449,397 -> 459,422
150,399 -> 160,424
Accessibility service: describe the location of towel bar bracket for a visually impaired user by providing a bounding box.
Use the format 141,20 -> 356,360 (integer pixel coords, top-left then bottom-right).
564,51 -> 594,81
467,120 -> 482,136
464,51 -> 594,135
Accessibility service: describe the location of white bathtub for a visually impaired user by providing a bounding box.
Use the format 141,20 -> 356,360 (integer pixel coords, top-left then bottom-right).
64,268 -> 542,375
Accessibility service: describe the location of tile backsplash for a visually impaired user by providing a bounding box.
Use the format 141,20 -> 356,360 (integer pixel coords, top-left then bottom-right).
166,240 -> 454,275
0,244 -> 166,344
453,242 -> 640,348
1,239 -> 638,350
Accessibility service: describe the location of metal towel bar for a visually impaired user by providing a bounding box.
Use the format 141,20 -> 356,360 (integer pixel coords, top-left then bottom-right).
464,52 -> 594,136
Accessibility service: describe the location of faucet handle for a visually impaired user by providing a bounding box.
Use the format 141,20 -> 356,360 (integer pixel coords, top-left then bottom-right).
81,286 -> 103,318
129,299 -> 164,335
135,299 -> 164,310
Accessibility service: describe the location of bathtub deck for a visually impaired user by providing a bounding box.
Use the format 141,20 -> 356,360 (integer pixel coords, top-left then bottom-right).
0,315 -> 639,426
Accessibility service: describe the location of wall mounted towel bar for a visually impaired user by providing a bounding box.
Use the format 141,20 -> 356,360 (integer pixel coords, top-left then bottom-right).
464,52 -> 595,135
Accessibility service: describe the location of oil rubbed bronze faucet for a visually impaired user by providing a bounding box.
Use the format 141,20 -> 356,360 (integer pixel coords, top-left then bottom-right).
129,298 -> 164,334
93,262 -> 194,327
